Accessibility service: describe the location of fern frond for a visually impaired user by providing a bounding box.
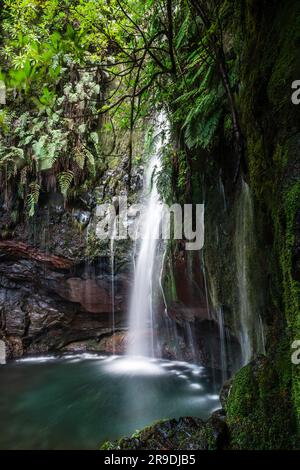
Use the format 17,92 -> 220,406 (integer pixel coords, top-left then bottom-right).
26,182 -> 40,217
57,170 -> 74,197
73,147 -> 85,170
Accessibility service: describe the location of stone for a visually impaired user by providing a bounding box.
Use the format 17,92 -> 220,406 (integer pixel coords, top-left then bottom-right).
101,414 -> 229,450
0,242 -> 130,358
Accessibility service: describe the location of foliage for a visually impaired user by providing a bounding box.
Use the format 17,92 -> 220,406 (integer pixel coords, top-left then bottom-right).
0,0 -> 109,213
0,0 -> 240,212
26,181 -> 40,217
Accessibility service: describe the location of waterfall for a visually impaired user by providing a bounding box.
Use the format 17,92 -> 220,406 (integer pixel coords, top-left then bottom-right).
217,307 -> 227,382
110,216 -> 117,354
201,249 -> 211,320
127,112 -> 168,357
235,180 -> 265,365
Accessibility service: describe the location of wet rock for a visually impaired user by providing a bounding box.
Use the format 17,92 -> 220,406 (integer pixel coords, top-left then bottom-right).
72,209 -> 91,227
0,241 -> 73,269
101,413 -> 229,450
97,331 -> 128,354
220,378 -> 233,408
0,244 -> 130,358
79,191 -> 96,210
205,409 -> 228,449
5,336 -> 23,358
166,249 -> 211,322
0,289 -> 26,336
57,277 -> 112,313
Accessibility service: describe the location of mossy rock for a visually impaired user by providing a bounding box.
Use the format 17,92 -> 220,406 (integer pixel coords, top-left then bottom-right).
225,355 -> 298,449
100,412 -> 228,450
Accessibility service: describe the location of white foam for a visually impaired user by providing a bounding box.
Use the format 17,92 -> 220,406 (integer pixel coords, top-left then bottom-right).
189,383 -> 203,390
63,353 -> 105,361
16,356 -> 56,363
208,394 -> 220,400
104,357 -> 164,376
17,353 -> 106,364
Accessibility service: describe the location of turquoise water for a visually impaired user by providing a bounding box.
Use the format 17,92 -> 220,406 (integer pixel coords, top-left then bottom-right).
0,355 -> 221,449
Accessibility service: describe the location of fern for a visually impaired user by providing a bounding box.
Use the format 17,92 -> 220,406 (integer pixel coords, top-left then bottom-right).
74,147 -> 85,170
175,10 -> 191,48
57,170 -> 74,197
84,148 -> 96,176
181,62 -> 225,150
26,182 -> 40,217
184,110 -> 222,149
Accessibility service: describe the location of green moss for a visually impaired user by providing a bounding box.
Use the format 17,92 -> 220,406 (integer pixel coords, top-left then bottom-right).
247,135 -> 269,201
99,416 -> 227,450
227,0 -> 300,448
279,181 -> 300,431
267,2 -> 300,112
226,353 -> 297,449
85,231 -> 109,259
100,441 -> 116,450
164,255 -> 178,303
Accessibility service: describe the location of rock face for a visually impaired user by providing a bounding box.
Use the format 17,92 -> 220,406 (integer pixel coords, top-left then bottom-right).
161,244 -> 242,373
0,188 -> 240,370
0,241 -> 130,358
166,250 -> 210,322
101,410 -> 228,450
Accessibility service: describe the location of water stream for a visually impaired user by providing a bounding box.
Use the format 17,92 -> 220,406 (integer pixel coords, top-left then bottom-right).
127,113 -> 168,357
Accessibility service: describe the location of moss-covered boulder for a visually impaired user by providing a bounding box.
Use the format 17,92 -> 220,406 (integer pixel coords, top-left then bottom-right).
225,356 -> 298,449
101,411 -> 228,450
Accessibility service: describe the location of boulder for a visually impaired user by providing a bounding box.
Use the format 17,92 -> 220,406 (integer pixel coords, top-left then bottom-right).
101,412 -> 229,450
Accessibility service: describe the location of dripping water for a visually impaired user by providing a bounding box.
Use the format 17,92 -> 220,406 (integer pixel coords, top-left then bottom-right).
218,172 -> 227,212
217,307 -> 227,383
235,180 -> 265,365
200,249 -> 211,320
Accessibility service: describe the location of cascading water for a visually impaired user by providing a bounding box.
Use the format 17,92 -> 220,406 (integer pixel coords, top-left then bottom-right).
235,180 -> 265,365
127,112 -> 168,357
110,216 -> 117,354
201,249 -> 211,320
217,307 -> 227,383
207,275 -> 229,381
